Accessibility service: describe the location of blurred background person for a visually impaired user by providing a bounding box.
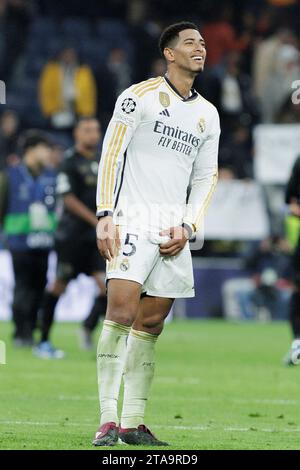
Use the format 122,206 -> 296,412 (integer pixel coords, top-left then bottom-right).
205,51 -> 259,137
96,47 -> 132,130
283,155 -> 300,365
201,5 -> 237,68
261,43 -> 300,123
47,143 -> 64,171
34,117 -> 106,359
0,130 -> 55,346
253,28 -> 298,105
149,57 -> 166,78
222,236 -> 291,322
38,47 -> 97,131
218,124 -> 253,179
0,0 -> 32,83
0,109 -> 20,170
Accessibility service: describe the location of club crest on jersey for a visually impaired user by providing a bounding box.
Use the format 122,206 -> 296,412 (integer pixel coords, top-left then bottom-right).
159,92 -> 170,108
120,258 -> 129,272
197,118 -> 206,134
121,98 -> 136,114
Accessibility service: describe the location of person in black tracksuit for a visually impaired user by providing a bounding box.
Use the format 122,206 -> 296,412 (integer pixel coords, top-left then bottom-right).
35,117 -> 107,358
284,155 -> 300,365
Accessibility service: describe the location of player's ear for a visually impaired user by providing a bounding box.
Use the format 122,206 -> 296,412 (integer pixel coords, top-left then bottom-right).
164,47 -> 175,63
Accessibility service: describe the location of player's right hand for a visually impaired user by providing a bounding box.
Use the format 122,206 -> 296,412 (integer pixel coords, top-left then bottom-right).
96,216 -> 121,261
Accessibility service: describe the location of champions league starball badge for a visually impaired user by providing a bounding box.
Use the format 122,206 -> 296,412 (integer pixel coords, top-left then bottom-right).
121,98 -> 136,114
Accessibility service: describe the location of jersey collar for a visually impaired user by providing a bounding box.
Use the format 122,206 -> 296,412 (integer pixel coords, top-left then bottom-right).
163,75 -> 198,102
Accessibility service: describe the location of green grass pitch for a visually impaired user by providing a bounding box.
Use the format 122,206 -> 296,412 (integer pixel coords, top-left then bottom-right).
1,319 -> 300,450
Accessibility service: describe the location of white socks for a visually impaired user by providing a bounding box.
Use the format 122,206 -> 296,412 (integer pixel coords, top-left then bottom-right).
97,320 -> 130,426
121,329 -> 158,429
97,321 -> 158,428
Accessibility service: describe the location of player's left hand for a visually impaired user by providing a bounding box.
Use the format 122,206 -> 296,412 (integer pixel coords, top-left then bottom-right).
159,226 -> 189,256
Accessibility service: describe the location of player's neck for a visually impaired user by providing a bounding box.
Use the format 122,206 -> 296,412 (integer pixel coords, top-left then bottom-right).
165,69 -> 195,99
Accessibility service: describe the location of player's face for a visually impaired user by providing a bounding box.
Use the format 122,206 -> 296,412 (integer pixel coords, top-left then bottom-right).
75,120 -> 101,150
171,29 -> 206,74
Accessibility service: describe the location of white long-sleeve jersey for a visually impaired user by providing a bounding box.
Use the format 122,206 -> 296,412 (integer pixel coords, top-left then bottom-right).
96,75 -> 220,234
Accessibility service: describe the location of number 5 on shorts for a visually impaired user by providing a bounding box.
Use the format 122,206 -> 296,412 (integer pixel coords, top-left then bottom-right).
123,233 -> 138,257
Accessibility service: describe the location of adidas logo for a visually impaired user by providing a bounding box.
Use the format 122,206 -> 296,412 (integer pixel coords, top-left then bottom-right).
159,109 -> 170,117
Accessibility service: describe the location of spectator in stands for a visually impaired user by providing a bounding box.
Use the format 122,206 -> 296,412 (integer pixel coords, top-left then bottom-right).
261,43 -> 300,123
223,237 -> 291,321
106,47 -> 132,98
0,109 -> 20,170
218,124 -> 253,179
0,1 -> 6,77
205,51 -> 258,137
96,47 -> 131,128
130,19 -> 162,82
149,57 -> 166,78
201,5 -> 250,68
0,0 -> 32,82
38,47 -> 97,130
236,9 -> 258,74
253,28 -> 298,104
276,90 -> 300,123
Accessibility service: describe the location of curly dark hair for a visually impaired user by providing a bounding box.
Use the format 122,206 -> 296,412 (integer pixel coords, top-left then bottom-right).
159,21 -> 200,57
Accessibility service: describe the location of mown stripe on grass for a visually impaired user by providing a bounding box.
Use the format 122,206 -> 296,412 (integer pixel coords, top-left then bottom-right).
1,420 -> 300,434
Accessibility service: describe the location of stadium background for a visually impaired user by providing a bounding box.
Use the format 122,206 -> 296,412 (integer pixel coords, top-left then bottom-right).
1,0 -> 300,322
1,0 -> 300,452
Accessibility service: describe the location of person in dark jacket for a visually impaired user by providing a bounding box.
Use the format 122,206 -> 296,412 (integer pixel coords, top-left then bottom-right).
284,156 -> 300,365
34,117 -> 107,359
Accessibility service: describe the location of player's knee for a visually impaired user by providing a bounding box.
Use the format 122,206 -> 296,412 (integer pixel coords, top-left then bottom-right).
106,294 -> 138,326
142,313 -> 164,330
106,303 -> 135,327
106,310 -> 134,327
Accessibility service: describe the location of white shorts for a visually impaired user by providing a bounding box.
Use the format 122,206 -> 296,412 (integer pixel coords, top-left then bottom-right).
106,226 -> 195,298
